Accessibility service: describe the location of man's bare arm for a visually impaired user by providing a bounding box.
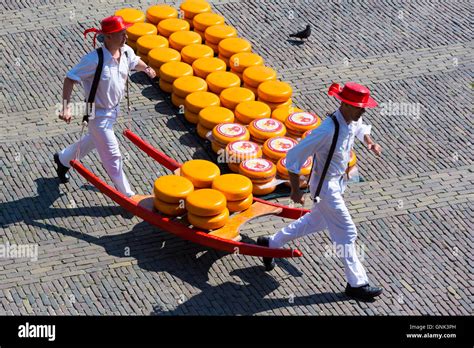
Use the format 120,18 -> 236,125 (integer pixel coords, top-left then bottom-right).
363,134 -> 382,156
289,172 -> 305,205
59,77 -> 76,124
134,59 -> 156,79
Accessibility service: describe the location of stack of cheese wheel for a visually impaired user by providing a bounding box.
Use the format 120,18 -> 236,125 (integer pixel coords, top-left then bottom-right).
302,128 -> 313,139
248,118 -> 286,144
198,106 -> 234,140
146,5 -> 178,25
239,158 -> 277,196
193,57 -> 227,79
126,22 -> 158,52
204,24 -> 238,54
285,111 -> 321,139
225,140 -> 262,173
193,12 -> 225,41
186,92 -> 221,131
242,66 -> 277,96
181,44 -> 214,65
148,47 -> 181,80
180,0 -> 212,29
220,87 -> 255,111
172,75 -> 207,109
272,105 -> 303,123
153,175 -> 194,216
169,31 -> 202,51
211,122 -> 249,154
186,189 -> 229,230
258,80 -> 293,111
158,18 -> 190,38
206,71 -> 241,95
116,8 -> 146,50
159,61 -> 193,94
137,35 -> 169,64
347,150 -> 357,174
218,37 -> 252,68
276,157 -> 312,188
263,136 -> 298,163
180,159 -> 220,188
212,174 -> 253,213
229,52 -> 264,81
234,100 -> 271,125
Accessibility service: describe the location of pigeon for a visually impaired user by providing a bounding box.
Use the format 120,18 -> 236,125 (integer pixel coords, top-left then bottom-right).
289,24 -> 311,41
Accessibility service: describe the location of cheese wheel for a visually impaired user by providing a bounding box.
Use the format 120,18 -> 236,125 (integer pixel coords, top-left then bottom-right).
205,41 -> 219,54
285,128 -> 304,140
229,52 -> 264,73
218,38 -> 252,58
153,175 -> 194,203
258,80 -> 293,103
160,62 -> 193,83
220,87 -> 255,110
260,98 -> 292,111
184,17 -> 194,29
348,150 -> 357,168
148,47 -> 181,68
252,183 -> 276,196
146,5 -> 178,24
212,174 -> 253,201
169,31 -> 202,51
173,76 -> 208,98
227,194 -> 253,212
197,123 -> 212,139
217,54 -> 230,68
188,208 -> 229,230
181,159 -> 220,188
184,109 -> 199,124
263,137 -> 298,161
194,29 -> 206,41
239,158 -> 276,181
115,8 -> 145,23
234,100 -> 271,124
228,162 -> 240,173
186,189 -> 226,216
158,18 -> 190,37
199,106 -> 234,129
127,39 -> 137,51
272,106 -> 303,123
242,83 -> 259,96
159,79 -> 173,93
205,24 -> 238,44
212,123 -> 250,145
211,141 -> 225,154
180,1 -> 212,19
154,198 -> 187,216
137,51 -> 148,64
126,23 -> 158,41
206,71 -> 241,94
181,44 -> 214,64
243,66 -> 277,88
192,57 -> 227,79
249,118 -> 286,142
225,140 -> 262,164
186,92 -> 221,114
285,112 -> 322,132
193,12 -> 225,32
277,157 -> 312,177
171,93 -> 186,108
137,35 -> 168,55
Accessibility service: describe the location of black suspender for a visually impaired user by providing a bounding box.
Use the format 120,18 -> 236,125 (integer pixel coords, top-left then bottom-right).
83,47 -> 104,124
312,113 -> 340,203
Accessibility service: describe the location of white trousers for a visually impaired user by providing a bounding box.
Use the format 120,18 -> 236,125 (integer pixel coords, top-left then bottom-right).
58,115 -> 135,197
270,177 -> 368,287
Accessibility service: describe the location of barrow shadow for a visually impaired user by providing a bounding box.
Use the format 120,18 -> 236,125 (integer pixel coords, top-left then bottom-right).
287,39 -> 306,46
130,71 -> 151,86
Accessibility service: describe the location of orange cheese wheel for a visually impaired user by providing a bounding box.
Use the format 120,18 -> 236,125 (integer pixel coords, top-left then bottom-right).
263,137 -> 298,161
228,162 -> 240,173
126,23 -> 157,41
193,12 -> 225,32
229,52 -> 264,73
212,123 -> 250,145
249,118 -> 286,142
206,71 -> 241,94
184,17 -> 194,29
234,101 -> 271,124
126,39 -> 137,51
171,93 -> 186,108
148,47 -> 181,68
218,37 -> 252,58
137,35 -> 169,55
211,141 -> 225,154
115,8 -> 145,24
153,175 -> 194,203
154,198 -> 187,216
181,159 -> 220,188
205,24 -> 238,44
220,87 -> 255,110
227,194 -> 253,212
260,98 -> 292,111
160,62 -> 193,83
212,174 -> 253,201
186,189 -> 227,216
146,5 -> 178,24
181,44 -> 214,64
243,66 -> 277,88
252,183 -> 276,196
272,106 -> 303,123
197,123 -> 212,139
217,54 -> 230,68
277,157 -> 312,177
180,1 -> 212,19
173,76 -> 208,98
239,158 -> 276,181
194,28 -> 206,41
186,91 -> 221,114
192,57 -> 227,79
199,106 -> 234,129
285,112 -> 322,132
225,140 -> 262,164
242,83 -> 259,96
169,30 -> 202,51
285,128 -> 305,140
205,41 -> 219,54
137,51 -> 148,64
159,79 -> 173,93
187,208 -> 229,230
158,18 -> 190,37
258,80 -> 293,103
184,109 -> 199,124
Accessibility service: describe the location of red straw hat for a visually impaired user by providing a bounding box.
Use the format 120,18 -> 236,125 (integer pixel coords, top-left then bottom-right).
328,82 -> 378,108
83,16 -> 133,47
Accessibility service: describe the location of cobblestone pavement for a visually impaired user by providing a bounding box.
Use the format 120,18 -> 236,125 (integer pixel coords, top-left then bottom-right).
0,0 -> 472,315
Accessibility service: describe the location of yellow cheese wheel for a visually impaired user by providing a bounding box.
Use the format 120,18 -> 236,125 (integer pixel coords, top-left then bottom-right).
211,141 -> 225,154
193,12 -> 225,32
212,123 -> 250,145
285,128 -> 305,140
181,159 -> 221,188
148,47 -> 181,68
137,35 -> 169,55
217,54 -> 230,68
146,5 -> 178,24
348,150 -> 357,168
197,123 -> 212,139
234,100 -> 271,124
186,91 -> 221,114
228,162 -> 240,173
272,106 -> 303,123
242,83 -> 259,96
277,157 -> 312,177
181,44 -> 214,64
159,79 -> 173,93
127,39 -> 137,51
205,24 -> 238,44
227,194 -> 253,212
260,98 -> 292,111
212,174 -> 253,201
252,183 -> 276,196
153,175 -> 194,203
188,208 -> 229,230
302,129 -> 313,139
186,188 -> 226,216
205,41 -> 219,54
160,62 -> 193,83
169,31 -> 202,51
243,66 -> 277,88
239,158 -> 276,181
192,57 -> 227,79
126,23 -> 158,41
220,87 -> 255,110
263,136 -> 298,161
154,198 -> 187,216
198,106 -> 234,129
115,8 -> 145,23
173,76 -> 208,98
171,93 -> 186,107
285,112 -> 321,132
206,71 -> 241,94
225,140 -> 262,164
158,18 -> 190,37
249,118 -> 286,142
184,17 -> 194,29
218,38 -> 252,58
194,29 -> 206,41
184,109 -> 199,124
137,51 -> 148,64
229,52 -> 264,73
258,80 -> 293,103
180,1 -> 212,19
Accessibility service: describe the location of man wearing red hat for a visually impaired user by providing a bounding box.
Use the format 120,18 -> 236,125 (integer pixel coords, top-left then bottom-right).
54,16 -> 156,197
258,82 -> 384,302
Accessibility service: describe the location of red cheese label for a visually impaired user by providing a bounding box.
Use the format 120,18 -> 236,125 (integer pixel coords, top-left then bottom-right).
253,118 -> 283,132
227,140 -> 259,155
266,137 -> 297,153
215,123 -> 247,138
281,157 -> 311,169
241,158 -> 274,173
288,112 -> 319,126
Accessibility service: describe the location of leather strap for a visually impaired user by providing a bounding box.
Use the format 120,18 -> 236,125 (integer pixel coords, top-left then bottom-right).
83,47 -> 104,124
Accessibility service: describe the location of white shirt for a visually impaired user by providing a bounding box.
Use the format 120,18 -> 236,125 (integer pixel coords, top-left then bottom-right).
67,45 -> 140,117
286,109 -> 371,193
